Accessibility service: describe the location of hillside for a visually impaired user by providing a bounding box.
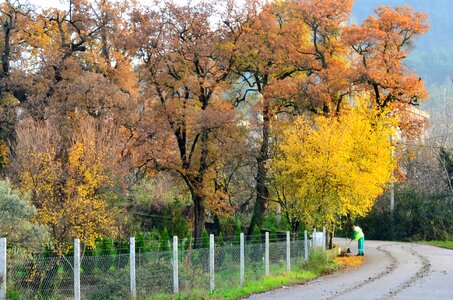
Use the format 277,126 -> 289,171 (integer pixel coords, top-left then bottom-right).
354,0 -> 453,85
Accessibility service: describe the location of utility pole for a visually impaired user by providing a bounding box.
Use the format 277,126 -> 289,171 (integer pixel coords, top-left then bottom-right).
390,173 -> 395,211
390,135 -> 395,211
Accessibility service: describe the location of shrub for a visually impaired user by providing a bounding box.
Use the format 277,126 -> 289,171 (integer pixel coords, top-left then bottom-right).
201,229 -> 210,248
160,228 -> 171,252
359,186 -> 453,241
252,225 -> 262,244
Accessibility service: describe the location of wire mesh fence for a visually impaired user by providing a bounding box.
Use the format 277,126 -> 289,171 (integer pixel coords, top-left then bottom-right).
8,255 -> 74,299
2,230 -> 324,299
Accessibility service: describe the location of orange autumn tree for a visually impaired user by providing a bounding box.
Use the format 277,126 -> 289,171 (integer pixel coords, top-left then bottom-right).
234,0 -> 354,233
272,101 -> 397,233
343,5 -> 429,134
241,1 -> 429,232
0,1 -> 34,170
130,1 -> 250,247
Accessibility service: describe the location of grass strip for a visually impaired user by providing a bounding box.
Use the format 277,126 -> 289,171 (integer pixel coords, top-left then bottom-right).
151,249 -> 340,300
420,240 -> 453,250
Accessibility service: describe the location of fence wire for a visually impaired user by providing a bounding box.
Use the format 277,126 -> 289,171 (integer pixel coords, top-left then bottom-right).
5,235 -> 315,299
179,246 -> 210,293
136,250 -> 173,298
8,255 -> 74,299
215,244 -> 241,292
80,253 -> 130,299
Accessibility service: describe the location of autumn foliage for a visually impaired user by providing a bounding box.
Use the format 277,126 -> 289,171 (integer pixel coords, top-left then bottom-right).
272,101 -> 397,229
15,119 -> 122,253
0,0 -> 430,250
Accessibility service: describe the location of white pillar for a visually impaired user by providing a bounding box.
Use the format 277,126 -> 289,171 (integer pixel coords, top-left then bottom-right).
322,226 -> 326,250
130,237 -> 136,298
304,230 -> 309,261
173,236 -> 179,294
240,232 -> 244,286
74,239 -> 80,300
390,173 -> 395,211
390,135 -> 395,211
265,232 -> 269,276
209,234 -> 215,292
286,231 -> 290,272
0,238 -> 6,300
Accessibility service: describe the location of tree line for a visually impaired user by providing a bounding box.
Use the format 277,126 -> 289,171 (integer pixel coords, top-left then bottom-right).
0,0 -> 430,252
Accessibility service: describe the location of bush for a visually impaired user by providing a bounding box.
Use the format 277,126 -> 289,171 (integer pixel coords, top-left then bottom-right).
217,232 -> 225,247
160,228 -> 171,251
0,179 -> 49,252
262,214 -> 289,232
85,268 -> 129,299
234,220 -> 242,245
252,225 -> 262,244
359,186 -> 453,241
201,229 -> 210,248
302,250 -> 329,274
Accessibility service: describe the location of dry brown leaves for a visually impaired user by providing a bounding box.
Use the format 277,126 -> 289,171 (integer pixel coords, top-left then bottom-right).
334,255 -> 365,269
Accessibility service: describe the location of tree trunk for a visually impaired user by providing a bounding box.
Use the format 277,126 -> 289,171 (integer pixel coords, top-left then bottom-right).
213,214 -> 221,236
193,191 -> 205,249
329,225 -> 335,249
248,100 -> 270,234
1,16 -> 12,79
293,221 -> 301,240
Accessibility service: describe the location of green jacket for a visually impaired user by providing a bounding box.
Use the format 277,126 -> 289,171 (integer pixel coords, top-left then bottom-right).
352,226 -> 364,240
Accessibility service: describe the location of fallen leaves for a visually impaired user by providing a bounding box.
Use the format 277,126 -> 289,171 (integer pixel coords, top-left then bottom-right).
334,255 -> 365,269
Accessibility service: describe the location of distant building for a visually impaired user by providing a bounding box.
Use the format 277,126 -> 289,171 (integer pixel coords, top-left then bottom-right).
395,104 -> 431,144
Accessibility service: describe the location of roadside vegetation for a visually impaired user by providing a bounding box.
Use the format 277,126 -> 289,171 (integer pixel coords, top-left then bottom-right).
152,250 -> 342,300
1,0 -> 452,298
420,239 -> 453,250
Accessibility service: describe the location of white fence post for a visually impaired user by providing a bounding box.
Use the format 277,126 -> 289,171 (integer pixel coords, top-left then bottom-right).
74,239 -> 80,300
130,237 -> 136,298
240,233 -> 244,286
286,231 -> 290,272
0,238 -> 6,300
322,226 -> 326,250
173,236 -> 179,294
209,234 -> 215,292
265,232 -> 269,277
304,230 -> 309,261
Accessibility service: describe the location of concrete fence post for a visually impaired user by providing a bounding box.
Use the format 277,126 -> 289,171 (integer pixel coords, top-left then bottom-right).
240,233 -> 244,286
173,236 -> 179,294
286,231 -> 290,272
74,239 -> 80,300
209,234 -> 215,292
265,232 -> 269,276
0,238 -> 6,300
130,237 -> 136,298
304,230 -> 309,261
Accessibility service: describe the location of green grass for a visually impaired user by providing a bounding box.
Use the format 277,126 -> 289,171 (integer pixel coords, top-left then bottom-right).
148,249 -> 340,300
210,269 -> 321,299
420,240 -> 453,250
150,270 -> 326,300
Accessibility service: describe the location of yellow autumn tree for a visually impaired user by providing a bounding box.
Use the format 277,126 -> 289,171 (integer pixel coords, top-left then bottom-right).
272,101 -> 397,231
19,130 -> 118,254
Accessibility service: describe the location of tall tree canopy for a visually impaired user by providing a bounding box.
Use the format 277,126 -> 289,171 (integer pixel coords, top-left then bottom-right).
272,101 -> 397,230
0,0 -> 429,249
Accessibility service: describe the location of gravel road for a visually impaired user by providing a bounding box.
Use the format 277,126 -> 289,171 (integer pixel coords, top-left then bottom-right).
246,239 -> 453,300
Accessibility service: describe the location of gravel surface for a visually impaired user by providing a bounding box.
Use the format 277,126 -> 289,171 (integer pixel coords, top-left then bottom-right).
246,239 -> 453,300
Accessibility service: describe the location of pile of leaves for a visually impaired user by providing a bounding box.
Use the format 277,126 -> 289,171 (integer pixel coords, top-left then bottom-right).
334,256 -> 365,269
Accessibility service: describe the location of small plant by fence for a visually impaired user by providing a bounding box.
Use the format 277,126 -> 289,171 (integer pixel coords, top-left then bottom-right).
1,229 -> 326,299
